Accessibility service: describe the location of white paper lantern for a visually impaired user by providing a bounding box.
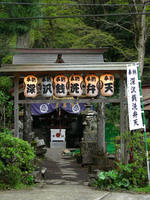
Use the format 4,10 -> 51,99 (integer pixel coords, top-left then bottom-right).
41,76 -> 53,97
69,75 -> 83,97
24,75 -> 38,98
85,74 -> 99,97
54,75 -> 68,97
100,74 -> 114,96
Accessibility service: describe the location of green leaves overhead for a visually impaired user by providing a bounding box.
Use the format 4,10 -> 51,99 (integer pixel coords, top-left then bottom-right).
0,0 -> 150,75
0,0 -> 39,35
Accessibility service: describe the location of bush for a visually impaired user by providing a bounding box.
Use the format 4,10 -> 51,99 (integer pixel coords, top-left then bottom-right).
94,131 -> 149,190
0,132 -> 35,189
95,169 -> 130,190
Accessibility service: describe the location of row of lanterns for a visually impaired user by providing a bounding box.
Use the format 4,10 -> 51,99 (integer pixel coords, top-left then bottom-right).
24,74 -> 114,98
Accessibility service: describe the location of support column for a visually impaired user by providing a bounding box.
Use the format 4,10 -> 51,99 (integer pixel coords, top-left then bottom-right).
97,102 -> 105,154
23,103 -> 32,142
14,75 -> 19,137
120,72 -> 128,164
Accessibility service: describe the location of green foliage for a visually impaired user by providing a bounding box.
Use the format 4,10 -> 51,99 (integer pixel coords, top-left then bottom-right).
0,0 -> 39,63
0,132 -> 35,189
95,131 -> 149,190
0,77 -> 13,92
0,89 -> 13,130
95,169 -> 130,190
0,0 -> 39,35
131,185 -> 150,194
105,103 -> 120,154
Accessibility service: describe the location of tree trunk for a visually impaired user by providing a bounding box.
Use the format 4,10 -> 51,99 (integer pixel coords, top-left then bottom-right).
138,0 -> 147,76
16,32 -> 30,48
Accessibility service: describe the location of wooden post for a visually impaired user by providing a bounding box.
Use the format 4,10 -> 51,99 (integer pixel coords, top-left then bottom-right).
14,75 -> 19,137
97,102 -> 105,154
120,72 -> 128,163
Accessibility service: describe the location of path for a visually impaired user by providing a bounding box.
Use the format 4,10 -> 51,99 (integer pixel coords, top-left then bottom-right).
1,148 -> 150,200
38,148 -> 88,185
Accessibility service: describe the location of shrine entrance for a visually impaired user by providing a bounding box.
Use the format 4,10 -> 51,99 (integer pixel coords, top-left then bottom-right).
0,48 -> 133,164
32,106 -> 84,148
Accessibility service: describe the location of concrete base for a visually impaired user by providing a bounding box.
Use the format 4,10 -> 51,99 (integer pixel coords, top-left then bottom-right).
50,142 -> 66,149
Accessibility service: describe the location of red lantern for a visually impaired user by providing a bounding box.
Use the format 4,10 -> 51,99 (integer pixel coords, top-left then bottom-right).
100,74 -> 114,96
54,75 -> 68,97
24,75 -> 38,98
85,74 -> 99,97
69,75 -> 83,97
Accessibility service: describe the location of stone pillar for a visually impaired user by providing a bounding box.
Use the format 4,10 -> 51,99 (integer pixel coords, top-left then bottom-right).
23,103 -> 32,142
97,102 -> 105,155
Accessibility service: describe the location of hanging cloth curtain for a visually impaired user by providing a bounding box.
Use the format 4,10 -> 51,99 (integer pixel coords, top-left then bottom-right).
31,103 -> 86,115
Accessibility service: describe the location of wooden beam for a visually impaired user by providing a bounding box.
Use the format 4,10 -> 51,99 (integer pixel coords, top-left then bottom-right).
14,75 -> 19,137
18,98 -> 123,104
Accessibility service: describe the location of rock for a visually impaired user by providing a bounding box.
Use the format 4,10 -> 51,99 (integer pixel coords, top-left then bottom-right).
63,149 -> 70,154
41,167 -> 47,179
35,138 -> 46,147
36,147 -> 47,156
32,170 -> 42,182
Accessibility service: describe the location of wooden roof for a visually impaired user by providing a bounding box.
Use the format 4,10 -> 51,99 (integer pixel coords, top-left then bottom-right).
12,48 -> 107,64
12,48 -> 108,54
0,63 -> 134,75
0,48 -> 135,75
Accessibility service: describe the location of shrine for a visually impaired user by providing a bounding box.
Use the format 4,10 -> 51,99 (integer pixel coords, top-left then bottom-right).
0,48 -> 134,164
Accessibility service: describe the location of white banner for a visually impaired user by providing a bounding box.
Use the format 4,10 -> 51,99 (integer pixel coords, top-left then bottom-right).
127,63 -> 143,130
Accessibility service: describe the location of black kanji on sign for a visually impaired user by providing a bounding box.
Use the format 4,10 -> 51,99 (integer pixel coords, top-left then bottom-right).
133,119 -> 139,126
132,94 -> 137,102
27,77 -> 31,82
56,84 -> 65,94
132,103 -> 138,110
71,83 -> 79,93
130,78 -> 135,85
56,77 -> 60,82
104,76 -> 109,81
91,77 -> 96,82
128,69 -> 132,75
61,77 -> 65,82
71,76 -> 74,81
42,77 -> 47,82
27,84 -> 35,94
110,76 -> 113,81
87,76 -> 90,81
32,78 -> 36,82
43,84 -> 52,94
75,77 -> 80,81
131,86 -> 136,93
87,84 -> 96,94
104,83 -> 113,93
132,111 -> 138,118
132,69 -> 137,75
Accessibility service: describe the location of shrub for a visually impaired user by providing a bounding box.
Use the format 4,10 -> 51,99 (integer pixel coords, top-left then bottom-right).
95,131 -> 149,190
95,169 -> 130,190
0,132 -> 35,189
